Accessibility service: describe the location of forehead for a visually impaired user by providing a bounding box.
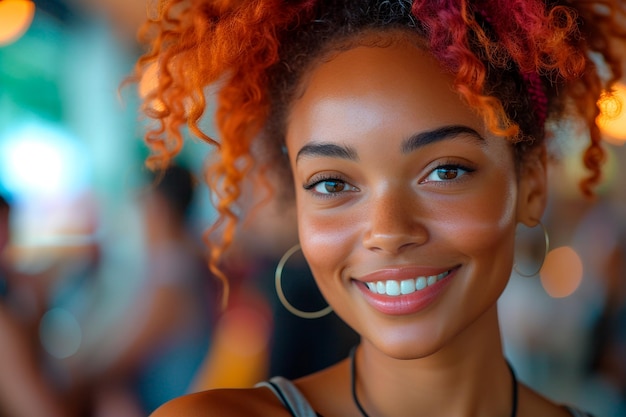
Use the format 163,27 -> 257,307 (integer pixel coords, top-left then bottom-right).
286,35 -> 486,147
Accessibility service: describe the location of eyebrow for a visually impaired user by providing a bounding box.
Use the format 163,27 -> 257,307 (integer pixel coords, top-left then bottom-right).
295,124 -> 484,163
401,125 -> 485,154
296,142 -> 358,163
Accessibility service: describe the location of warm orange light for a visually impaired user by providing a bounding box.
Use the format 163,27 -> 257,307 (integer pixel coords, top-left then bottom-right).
0,0 -> 35,46
597,82 -> 626,145
540,246 -> 583,298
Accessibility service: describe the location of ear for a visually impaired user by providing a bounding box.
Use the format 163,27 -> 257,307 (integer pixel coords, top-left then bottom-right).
516,144 -> 548,227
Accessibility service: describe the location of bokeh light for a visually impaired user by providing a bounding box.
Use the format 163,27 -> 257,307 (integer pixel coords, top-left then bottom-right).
540,246 -> 584,298
597,82 -> 626,145
0,122 -> 91,198
0,0 -> 35,46
39,308 -> 82,359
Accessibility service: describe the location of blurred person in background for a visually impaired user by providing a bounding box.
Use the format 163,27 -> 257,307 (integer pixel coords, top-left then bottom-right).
0,193 -> 70,417
66,164 -> 218,416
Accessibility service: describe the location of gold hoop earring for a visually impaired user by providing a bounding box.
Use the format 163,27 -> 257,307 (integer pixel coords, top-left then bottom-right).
513,221 -> 550,277
275,244 -> 333,319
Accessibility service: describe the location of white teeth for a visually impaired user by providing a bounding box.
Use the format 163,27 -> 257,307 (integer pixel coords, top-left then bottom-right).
365,270 -> 450,296
386,280 -> 401,296
415,276 -> 427,290
400,279 -> 415,295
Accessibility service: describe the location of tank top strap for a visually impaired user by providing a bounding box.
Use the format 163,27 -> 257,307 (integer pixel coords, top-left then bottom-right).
256,376 -> 319,417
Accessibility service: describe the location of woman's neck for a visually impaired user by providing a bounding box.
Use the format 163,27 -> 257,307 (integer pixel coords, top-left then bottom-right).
354,305 -> 513,417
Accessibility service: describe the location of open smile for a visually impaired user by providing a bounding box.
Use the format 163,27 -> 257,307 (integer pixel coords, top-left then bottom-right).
355,266 -> 459,315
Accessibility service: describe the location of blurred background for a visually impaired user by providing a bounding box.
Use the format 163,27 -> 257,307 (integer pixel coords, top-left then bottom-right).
0,1 -> 624,416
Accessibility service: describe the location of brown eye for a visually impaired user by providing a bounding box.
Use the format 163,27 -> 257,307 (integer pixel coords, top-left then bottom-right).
423,164 -> 474,182
436,168 -> 459,180
422,164 -> 474,184
324,180 -> 345,193
304,177 -> 358,195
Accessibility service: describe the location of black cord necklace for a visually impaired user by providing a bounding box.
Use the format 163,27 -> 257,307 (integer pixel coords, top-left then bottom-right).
349,346 -> 518,417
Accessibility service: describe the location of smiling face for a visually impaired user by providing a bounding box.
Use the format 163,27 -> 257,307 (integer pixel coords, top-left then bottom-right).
285,33 -> 545,359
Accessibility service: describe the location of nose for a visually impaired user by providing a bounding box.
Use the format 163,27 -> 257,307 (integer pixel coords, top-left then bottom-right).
362,187 -> 428,255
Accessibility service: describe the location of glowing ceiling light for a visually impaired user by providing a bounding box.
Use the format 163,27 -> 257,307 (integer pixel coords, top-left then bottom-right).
0,0 -> 36,46
597,82 -> 626,146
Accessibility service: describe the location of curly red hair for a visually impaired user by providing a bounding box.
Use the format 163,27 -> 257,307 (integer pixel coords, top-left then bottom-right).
130,0 -> 626,307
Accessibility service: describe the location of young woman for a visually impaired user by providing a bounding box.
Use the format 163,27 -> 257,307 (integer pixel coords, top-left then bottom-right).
132,1 -> 626,416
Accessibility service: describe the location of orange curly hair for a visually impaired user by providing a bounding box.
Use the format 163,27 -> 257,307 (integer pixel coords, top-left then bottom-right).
130,0 -> 626,307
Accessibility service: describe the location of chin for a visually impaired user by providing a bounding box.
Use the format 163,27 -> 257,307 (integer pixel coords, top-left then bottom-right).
363,324 -> 455,360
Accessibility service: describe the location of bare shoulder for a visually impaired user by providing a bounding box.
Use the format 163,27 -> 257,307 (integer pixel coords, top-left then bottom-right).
519,384 -> 582,417
150,386 -> 290,417
293,358 -> 353,416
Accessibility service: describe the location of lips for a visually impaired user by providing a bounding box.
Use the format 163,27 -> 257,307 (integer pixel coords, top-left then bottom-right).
355,266 -> 458,315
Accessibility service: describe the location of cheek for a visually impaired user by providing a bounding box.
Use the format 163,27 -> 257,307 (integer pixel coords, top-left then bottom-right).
451,193 -> 515,247
296,199 -> 358,284
435,177 -> 518,273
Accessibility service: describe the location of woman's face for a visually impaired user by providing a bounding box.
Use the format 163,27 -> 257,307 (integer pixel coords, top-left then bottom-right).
285,35 -> 544,358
